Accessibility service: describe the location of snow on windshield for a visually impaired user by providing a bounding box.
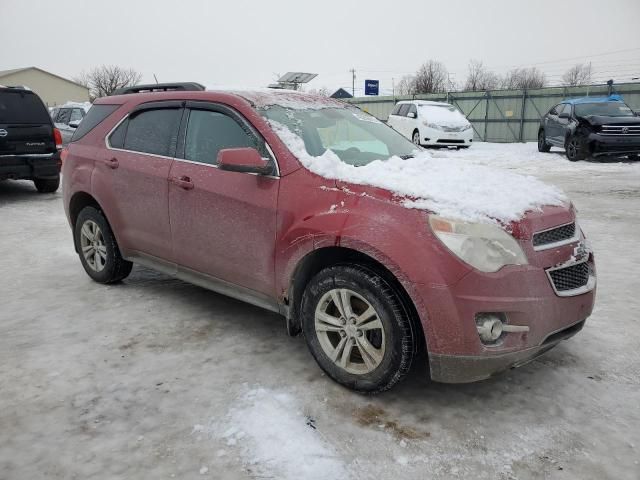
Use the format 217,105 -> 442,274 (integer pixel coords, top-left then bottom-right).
419,104 -> 469,127
269,120 -> 567,224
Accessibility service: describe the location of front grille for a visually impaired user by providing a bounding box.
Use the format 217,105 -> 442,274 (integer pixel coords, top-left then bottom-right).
533,222 -> 576,248
437,139 -> 464,144
441,125 -> 467,132
600,125 -> 640,136
548,261 -> 590,292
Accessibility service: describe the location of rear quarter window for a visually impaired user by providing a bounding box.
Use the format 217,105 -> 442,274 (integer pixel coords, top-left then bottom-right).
71,104 -> 119,142
0,90 -> 51,124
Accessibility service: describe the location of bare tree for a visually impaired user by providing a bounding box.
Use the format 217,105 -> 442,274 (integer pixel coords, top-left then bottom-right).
396,74 -> 417,95
464,60 -> 502,91
75,65 -> 142,99
502,67 -> 546,89
306,86 -> 331,97
562,63 -> 593,86
413,60 -> 449,94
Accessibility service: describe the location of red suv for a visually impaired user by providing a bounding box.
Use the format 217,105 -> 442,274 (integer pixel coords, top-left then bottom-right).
63,83 -> 596,393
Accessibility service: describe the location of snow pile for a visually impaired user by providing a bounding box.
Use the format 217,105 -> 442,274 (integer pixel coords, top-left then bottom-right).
56,101 -> 92,112
206,387 -> 348,480
269,121 -> 567,224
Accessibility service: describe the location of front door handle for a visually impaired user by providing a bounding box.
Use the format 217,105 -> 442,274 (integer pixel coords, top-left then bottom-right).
105,157 -> 119,169
170,175 -> 194,190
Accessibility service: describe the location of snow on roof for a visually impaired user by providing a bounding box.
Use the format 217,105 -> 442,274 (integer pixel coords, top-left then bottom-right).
269,120 -> 567,224
55,101 -> 92,112
562,95 -> 624,105
223,89 -> 345,110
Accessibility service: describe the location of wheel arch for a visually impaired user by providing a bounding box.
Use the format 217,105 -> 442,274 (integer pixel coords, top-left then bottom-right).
286,246 -> 427,357
68,191 -> 114,253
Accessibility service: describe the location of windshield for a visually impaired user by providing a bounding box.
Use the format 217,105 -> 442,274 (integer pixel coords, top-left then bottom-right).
258,106 -> 418,166
574,102 -> 635,117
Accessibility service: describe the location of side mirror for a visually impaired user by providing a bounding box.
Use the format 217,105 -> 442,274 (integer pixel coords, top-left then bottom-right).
218,147 -> 272,175
68,121 -> 81,128
407,112 -> 417,119
558,112 -> 570,119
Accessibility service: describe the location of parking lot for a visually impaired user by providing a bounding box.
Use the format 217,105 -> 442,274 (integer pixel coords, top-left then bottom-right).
1,142 -> 639,479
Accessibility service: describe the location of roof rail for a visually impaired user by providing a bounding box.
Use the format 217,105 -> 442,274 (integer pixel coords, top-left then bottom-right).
111,82 -> 206,96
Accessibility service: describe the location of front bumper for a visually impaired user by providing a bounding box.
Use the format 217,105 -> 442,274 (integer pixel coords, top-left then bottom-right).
422,127 -> 474,147
588,132 -> 640,157
0,153 -> 60,180
429,319 -> 585,383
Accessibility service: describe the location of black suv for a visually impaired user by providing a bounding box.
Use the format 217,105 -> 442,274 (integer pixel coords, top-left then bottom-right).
0,86 -> 61,192
538,95 -> 640,161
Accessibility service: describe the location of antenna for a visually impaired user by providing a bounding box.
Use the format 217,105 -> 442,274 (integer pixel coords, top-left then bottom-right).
153,73 -> 159,84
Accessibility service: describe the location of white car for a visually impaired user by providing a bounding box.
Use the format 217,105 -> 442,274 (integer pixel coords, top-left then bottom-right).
387,100 -> 473,148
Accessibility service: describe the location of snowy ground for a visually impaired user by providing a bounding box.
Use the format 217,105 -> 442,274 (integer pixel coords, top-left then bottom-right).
1,142 -> 639,479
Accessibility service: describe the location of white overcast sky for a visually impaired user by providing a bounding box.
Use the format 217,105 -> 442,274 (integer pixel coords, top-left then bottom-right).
1,0 -> 639,95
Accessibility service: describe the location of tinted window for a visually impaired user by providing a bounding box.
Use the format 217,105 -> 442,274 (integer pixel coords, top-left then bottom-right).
73,104 -> 119,142
123,108 -> 181,157
108,119 -> 127,149
398,104 -> 410,116
0,90 -> 51,123
184,110 -> 261,165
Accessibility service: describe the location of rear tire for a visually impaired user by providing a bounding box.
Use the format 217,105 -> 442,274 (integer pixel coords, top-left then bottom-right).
566,135 -> 586,161
537,130 -> 551,152
301,264 -> 414,393
34,176 -> 60,193
74,206 -> 132,284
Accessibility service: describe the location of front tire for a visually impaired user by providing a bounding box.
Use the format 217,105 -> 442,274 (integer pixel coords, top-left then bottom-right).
412,130 -> 421,146
566,135 -> 586,161
34,175 -> 60,193
74,206 -> 132,283
537,130 -> 551,152
301,264 -> 414,393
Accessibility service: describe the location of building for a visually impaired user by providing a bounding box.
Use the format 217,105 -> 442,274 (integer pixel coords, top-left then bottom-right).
0,66 -> 90,106
330,88 -> 353,99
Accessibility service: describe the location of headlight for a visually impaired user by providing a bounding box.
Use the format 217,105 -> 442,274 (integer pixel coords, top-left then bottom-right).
423,122 -> 443,131
429,215 -> 528,272
464,123 -> 473,131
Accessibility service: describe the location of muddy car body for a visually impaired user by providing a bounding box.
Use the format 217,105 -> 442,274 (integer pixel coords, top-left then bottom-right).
62,85 -> 596,392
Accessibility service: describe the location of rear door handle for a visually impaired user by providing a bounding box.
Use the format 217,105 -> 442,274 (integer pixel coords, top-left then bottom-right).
105,157 -> 119,169
170,175 -> 194,190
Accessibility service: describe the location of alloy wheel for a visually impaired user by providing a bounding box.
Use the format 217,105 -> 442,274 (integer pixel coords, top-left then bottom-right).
314,288 -> 386,375
567,139 -> 577,159
80,220 -> 107,272
412,132 -> 420,145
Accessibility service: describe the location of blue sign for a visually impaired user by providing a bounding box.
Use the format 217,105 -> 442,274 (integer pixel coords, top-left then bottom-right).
364,79 -> 379,96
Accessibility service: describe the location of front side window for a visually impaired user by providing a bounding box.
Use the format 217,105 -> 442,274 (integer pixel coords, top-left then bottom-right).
549,104 -> 561,116
122,108 -> 181,157
408,105 -> 417,117
57,108 -> 72,124
184,109 -> 263,165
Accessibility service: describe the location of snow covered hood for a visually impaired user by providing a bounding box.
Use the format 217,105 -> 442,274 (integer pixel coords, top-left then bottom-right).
269,121 -> 568,225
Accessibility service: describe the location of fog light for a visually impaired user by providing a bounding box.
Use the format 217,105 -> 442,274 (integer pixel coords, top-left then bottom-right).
476,313 -> 504,343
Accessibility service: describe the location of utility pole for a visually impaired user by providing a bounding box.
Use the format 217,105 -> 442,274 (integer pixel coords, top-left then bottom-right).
350,68 -> 356,97
392,77 -> 395,98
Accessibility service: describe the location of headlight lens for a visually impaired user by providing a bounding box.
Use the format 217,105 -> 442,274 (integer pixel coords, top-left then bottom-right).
429,215 -> 529,272
423,122 -> 443,131
464,123 -> 473,131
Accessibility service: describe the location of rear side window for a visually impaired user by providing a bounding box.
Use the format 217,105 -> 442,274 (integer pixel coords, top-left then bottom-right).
397,104 -> 410,117
184,109 -> 262,165
120,108 -> 181,157
72,104 -> 118,142
0,91 -> 51,123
